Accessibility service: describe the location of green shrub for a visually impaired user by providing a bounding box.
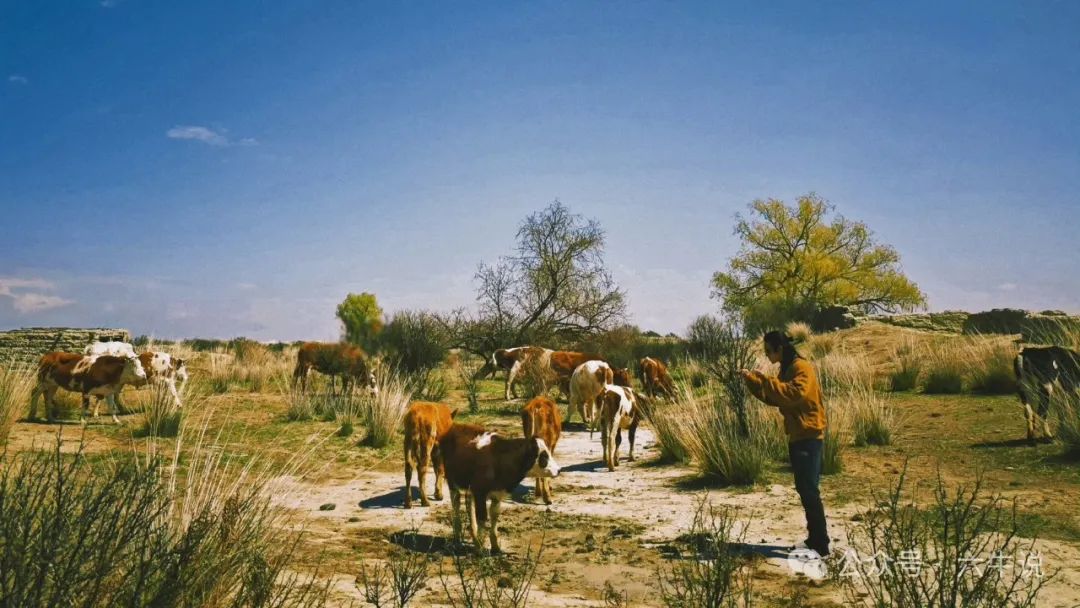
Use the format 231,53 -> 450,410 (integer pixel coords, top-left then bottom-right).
922,368 -> 964,394
381,310 -> 448,374
439,529 -> 545,607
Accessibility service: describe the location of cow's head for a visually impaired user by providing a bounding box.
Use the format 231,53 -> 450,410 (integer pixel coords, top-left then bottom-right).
123,356 -> 148,383
367,371 -> 379,396
527,438 -> 560,479
174,358 -> 189,382
612,367 -> 632,388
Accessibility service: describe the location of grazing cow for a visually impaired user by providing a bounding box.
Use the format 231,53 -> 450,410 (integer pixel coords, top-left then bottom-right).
293,342 -> 377,394
520,396 -> 562,504
84,341 -> 138,359
440,423 -> 560,554
30,352 -> 147,423
611,367 -> 633,388
1015,346 -> 1080,441
568,360 -> 613,433
403,401 -> 457,508
598,385 -> 641,471
136,351 -> 189,408
544,350 -> 606,399
638,357 -> 676,399
491,346 -> 550,400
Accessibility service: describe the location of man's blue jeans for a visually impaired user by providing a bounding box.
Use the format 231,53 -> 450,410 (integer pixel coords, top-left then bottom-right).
789,438 -> 829,553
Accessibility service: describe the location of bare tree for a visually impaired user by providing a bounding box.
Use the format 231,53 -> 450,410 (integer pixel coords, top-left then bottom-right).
443,201 -> 627,365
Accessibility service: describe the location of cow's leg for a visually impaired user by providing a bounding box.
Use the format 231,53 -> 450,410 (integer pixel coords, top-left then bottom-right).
505,362 -> 520,400
29,383 -> 41,421
168,380 -> 182,409
107,394 -> 121,424
614,426 -> 624,468
1038,383 -> 1054,440
82,394 -> 93,423
627,416 -> 639,461
417,442 -> 433,507
432,445 -> 445,501
43,386 -> 58,423
540,477 -> 553,505
601,423 -> 613,470
449,487 -> 463,543
403,439 -> 415,509
466,491 -> 484,553
488,496 -> 503,555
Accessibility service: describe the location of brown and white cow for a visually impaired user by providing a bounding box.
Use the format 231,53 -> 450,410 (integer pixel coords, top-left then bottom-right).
136,351 -> 189,408
491,346 -> 550,400
597,384 -> 641,471
30,352 -> 147,423
293,342 -> 377,395
1015,346 -> 1080,441
521,396 -> 562,504
638,356 -> 676,399
568,360 -> 613,434
403,401 -> 457,508
440,423 -> 560,554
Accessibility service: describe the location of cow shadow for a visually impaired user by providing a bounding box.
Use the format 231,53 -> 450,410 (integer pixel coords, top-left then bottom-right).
359,486 -> 433,510
559,459 -> 606,474
389,530 -> 473,556
971,437 -> 1048,449
657,540 -> 788,561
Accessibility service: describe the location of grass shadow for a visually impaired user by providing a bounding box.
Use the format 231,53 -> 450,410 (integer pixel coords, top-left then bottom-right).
388,530 -> 471,556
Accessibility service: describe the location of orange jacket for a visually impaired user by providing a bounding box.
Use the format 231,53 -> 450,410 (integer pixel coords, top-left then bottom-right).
744,358 -> 826,442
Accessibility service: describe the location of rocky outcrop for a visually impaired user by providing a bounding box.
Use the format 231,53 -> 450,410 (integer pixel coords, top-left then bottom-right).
0,327 -> 131,365
864,311 -> 970,333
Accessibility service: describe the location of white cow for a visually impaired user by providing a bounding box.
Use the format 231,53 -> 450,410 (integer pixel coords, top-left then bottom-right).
568,360 -> 613,435
597,384 -> 640,471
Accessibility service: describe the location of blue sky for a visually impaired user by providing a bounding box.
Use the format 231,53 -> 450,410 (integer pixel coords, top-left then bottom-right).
2,1 -> 1078,340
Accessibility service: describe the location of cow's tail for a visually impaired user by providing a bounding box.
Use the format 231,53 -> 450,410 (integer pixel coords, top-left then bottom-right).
1014,352 -> 1027,404
521,408 -> 535,439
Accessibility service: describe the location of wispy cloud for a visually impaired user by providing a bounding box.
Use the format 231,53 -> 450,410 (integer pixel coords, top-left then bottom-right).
0,277 -> 74,313
997,282 -> 1018,291
166,125 -> 257,147
99,0 -> 120,8
7,74 -> 28,85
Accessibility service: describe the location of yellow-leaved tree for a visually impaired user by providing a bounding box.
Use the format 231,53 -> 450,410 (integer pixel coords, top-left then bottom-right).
711,194 -> 926,331
336,292 -> 384,352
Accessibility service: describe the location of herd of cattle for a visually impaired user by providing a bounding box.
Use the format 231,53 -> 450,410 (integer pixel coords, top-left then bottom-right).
401,346 -> 678,554
17,335 -> 1080,554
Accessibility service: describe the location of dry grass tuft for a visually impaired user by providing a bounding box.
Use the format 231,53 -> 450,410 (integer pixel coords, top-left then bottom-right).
0,363 -> 35,446
360,366 -> 411,448
785,321 -> 813,344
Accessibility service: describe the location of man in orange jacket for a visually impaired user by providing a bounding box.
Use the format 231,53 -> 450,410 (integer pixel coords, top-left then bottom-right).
741,330 -> 830,556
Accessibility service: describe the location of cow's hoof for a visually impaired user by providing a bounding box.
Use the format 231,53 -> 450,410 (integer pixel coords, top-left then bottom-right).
404,503 -> 413,510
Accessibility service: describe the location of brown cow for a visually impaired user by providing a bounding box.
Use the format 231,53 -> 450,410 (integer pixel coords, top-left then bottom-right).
611,367 -> 633,388
545,351 -> 606,398
403,401 -> 457,508
568,360 -> 613,433
293,342 -> 376,394
521,396 -> 562,504
638,357 -> 675,399
30,352 -> 147,423
440,423 -> 560,554
598,385 -> 641,471
491,346 -> 550,400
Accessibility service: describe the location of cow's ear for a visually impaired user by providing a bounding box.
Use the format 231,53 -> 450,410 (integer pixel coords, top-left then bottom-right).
175,358 -> 184,367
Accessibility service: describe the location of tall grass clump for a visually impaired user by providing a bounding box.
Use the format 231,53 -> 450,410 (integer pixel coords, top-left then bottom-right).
657,497 -> 754,608
889,342 -> 922,392
457,358 -> 482,414
922,343 -> 966,394
845,388 -> 896,447
282,378 -> 318,421
361,367 -> 412,448
785,321 -> 813,345
967,338 -> 1018,395
651,384 -> 779,485
0,437 -> 331,607
135,381 -> 206,439
816,350 -> 875,396
1053,396 -> 1080,459
840,467 -> 1048,607
0,363 -> 34,446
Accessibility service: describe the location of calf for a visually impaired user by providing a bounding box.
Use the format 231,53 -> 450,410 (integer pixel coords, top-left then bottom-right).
30,352 -> 147,423
403,401 -> 457,508
598,385 -> 641,471
440,423 -> 560,554
1015,346 -> 1080,441
548,351 -> 606,397
568,360 -> 613,434
520,396 -> 562,504
638,357 -> 676,399
137,351 -> 189,408
293,342 -> 377,395
491,346 -> 549,400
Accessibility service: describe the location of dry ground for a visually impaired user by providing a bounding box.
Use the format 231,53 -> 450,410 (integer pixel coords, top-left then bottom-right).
7,323 -> 1080,607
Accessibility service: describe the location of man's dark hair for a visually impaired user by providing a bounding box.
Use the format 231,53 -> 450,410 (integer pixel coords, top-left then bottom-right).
763,330 -> 800,373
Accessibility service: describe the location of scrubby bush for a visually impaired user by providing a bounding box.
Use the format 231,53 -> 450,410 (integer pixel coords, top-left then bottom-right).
0,363 -> 34,446
0,440 -> 330,607
381,310 -> 448,374
657,497 -> 754,608
439,531 -> 545,608
840,468 -> 1048,607
685,316 -> 757,437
